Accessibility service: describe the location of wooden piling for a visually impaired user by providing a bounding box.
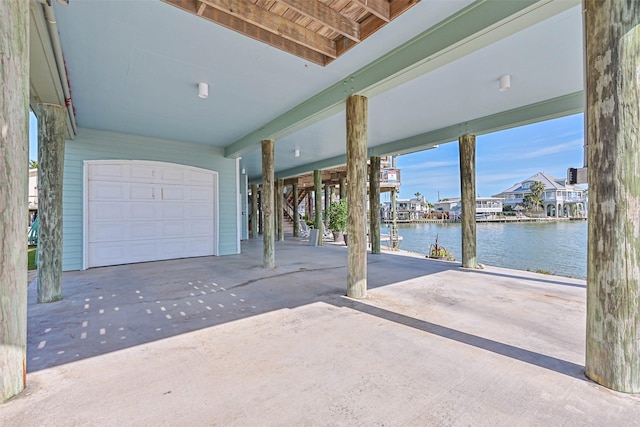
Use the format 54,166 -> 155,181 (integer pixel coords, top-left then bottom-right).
370,156 -> 381,254
459,134 -> 477,269
339,176 -> 346,201
262,140 -> 275,269
0,0 -> 29,402
292,182 -> 299,237
37,104 -> 67,303
250,184 -> 258,238
584,0 -> 640,393
346,95 -> 368,298
258,187 -> 263,235
314,170 -> 323,246
324,182 -> 331,213
277,178 -> 284,241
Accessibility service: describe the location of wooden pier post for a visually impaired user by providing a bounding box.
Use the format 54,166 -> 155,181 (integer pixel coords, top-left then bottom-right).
324,181 -> 331,213
258,186 -> 263,235
346,95 -> 368,298
250,184 -> 258,238
459,134 -> 477,269
370,156 -> 381,254
292,182 -> 299,237
37,103 -> 67,303
276,178 -> 284,241
584,0 -> 640,393
314,170 -> 323,246
339,176 -> 346,201
390,188 -> 398,250
262,140 -> 275,269
0,0 -> 29,402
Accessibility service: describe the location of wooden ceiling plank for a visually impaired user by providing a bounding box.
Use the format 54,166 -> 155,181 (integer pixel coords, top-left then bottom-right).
390,0 -> 419,20
163,0 -> 328,65
197,1 -> 207,15
350,0 -> 390,22
332,0 -> 417,61
201,0 -> 338,58
277,0 -> 360,42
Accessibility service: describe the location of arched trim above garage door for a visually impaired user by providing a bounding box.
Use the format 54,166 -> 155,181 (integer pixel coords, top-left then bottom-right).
83,160 -> 219,269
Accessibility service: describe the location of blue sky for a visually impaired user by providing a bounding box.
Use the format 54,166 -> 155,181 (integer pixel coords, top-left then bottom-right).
29,111 -> 585,202
395,113 -> 585,203
28,111 -> 38,161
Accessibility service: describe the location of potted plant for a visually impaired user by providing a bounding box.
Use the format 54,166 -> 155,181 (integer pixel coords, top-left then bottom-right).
427,234 -> 454,260
327,201 -> 348,244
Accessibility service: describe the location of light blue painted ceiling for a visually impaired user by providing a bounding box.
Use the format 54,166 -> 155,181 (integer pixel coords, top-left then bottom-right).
47,0 -> 583,180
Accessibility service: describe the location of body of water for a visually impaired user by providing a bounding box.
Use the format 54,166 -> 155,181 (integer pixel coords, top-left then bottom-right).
382,221 -> 588,279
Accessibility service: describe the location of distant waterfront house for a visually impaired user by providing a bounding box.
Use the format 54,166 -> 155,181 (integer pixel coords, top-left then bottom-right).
28,168 -> 38,223
493,172 -> 587,218
434,197 -> 503,220
382,197 -> 428,220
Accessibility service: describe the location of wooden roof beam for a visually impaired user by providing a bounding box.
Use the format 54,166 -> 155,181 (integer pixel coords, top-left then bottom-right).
197,1 -> 207,15
164,0 -> 328,65
351,0 -> 390,22
201,0 -> 337,58
277,0 -> 361,42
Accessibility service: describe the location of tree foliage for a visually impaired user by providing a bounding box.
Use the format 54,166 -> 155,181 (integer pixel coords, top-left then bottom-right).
525,180 -> 545,211
327,201 -> 348,232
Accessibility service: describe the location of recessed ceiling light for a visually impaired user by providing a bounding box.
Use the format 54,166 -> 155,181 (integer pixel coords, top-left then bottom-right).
498,74 -> 511,91
198,82 -> 208,99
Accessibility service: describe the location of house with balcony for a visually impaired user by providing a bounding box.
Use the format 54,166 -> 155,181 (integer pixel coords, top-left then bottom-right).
382,196 -> 428,221
28,168 -> 38,224
434,197 -> 503,220
493,172 -> 587,217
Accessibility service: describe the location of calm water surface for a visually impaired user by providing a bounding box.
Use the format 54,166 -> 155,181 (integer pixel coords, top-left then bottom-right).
382,221 -> 587,279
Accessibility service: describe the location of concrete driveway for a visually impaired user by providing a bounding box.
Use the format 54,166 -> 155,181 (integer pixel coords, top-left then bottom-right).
2,238 -> 639,426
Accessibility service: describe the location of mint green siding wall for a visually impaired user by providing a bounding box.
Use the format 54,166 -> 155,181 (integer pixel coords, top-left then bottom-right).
63,128 -> 238,271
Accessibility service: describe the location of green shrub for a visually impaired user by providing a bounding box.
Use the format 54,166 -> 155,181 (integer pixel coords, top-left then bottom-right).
327,201 -> 348,232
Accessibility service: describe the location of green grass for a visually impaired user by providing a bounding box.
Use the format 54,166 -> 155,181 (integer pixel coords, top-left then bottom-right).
28,246 -> 37,270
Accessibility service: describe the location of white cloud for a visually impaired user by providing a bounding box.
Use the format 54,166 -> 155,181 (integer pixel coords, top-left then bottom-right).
401,160 -> 458,170
520,138 -> 584,159
477,172 -> 529,184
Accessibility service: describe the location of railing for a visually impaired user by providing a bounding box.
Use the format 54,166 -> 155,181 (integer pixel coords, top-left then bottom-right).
284,199 -> 310,238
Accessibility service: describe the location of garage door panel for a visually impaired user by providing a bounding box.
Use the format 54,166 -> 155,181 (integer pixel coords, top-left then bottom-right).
160,168 -> 184,183
89,203 -> 126,221
160,239 -> 186,258
129,203 -> 158,220
130,223 -> 157,239
161,221 -> 186,237
89,223 -> 126,242
90,181 -> 127,200
130,166 -> 155,181
187,238 -> 214,256
188,204 -> 213,219
190,220 -> 214,236
87,161 -> 217,268
189,187 -> 213,202
89,242 -> 126,267
130,241 -> 158,262
129,184 -> 156,201
89,164 -> 127,181
162,187 -> 185,201
161,204 -> 185,219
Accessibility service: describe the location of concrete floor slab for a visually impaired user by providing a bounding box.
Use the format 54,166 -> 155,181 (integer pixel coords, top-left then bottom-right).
2,238 -> 639,426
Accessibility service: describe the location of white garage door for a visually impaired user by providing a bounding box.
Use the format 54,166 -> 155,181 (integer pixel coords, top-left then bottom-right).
86,161 -> 217,268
